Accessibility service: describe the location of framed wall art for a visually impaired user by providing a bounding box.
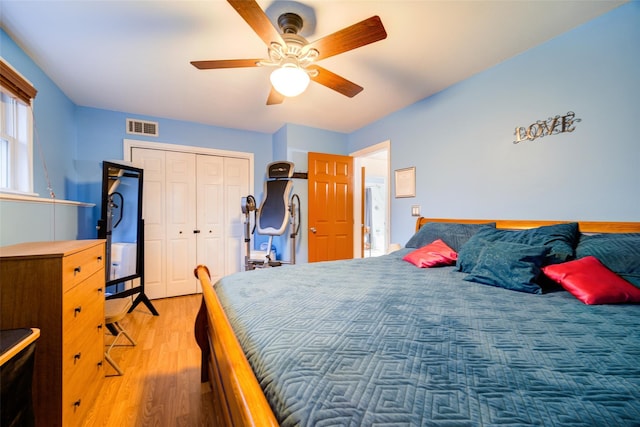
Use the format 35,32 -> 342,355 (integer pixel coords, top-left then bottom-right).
394,167 -> 415,198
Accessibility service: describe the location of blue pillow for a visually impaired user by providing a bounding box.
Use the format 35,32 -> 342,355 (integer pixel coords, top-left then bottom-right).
456,222 -> 579,273
576,233 -> 640,288
463,241 -> 550,294
405,222 -> 496,252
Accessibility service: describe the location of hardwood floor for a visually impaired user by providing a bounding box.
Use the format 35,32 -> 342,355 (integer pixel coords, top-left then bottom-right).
82,294 -> 215,427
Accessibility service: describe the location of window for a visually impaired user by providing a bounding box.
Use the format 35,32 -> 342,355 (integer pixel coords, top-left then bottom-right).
0,59 -> 37,195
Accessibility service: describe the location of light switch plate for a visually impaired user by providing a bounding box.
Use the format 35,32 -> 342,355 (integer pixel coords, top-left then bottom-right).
411,205 -> 420,216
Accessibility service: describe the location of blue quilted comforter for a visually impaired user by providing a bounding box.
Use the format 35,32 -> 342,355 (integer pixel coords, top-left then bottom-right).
215,250 -> 640,426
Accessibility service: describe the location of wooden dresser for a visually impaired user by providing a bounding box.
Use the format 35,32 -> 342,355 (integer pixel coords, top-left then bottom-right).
0,240 -> 106,427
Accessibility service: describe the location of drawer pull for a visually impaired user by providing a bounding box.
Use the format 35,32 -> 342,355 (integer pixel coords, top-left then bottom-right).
74,352 -> 82,363
73,399 -> 82,410
74,266 -> 82,275
74,306 -> 82,316
97,323 -> 103,331
97,287 -> 103,293
97,361 -> 103,367
97,255 -> 103,262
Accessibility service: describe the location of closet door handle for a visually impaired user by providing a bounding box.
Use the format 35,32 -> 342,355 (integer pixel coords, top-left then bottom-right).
193,229 -> 201,234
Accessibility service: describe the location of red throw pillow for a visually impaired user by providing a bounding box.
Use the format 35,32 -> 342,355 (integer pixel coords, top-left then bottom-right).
542,255 -> 640,305
403,239 -> 458,268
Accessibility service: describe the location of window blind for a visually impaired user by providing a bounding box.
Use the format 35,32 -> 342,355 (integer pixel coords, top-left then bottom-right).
0,59 -> 37,105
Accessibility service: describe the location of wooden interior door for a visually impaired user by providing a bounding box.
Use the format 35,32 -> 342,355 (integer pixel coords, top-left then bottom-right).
308,152 -> 354,262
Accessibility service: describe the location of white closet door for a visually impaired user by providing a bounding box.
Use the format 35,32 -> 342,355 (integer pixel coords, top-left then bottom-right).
132,148 -> 166,300
165,151 -> 198,297
131,146 -> 249,299
224,157 -> 250,275
196,155 -> 225,286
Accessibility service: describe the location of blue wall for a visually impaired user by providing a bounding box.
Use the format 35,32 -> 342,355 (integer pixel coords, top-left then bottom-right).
73,106 -> 273,233
349,2 -> 640,246
1,28 -> 85,245
0,28 -> 77,200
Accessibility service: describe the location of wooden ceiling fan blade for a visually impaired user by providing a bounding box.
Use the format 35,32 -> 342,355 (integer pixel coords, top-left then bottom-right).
266,86 -> 285,105
191,59 -> 262,69
308,66 -> 363,98
305,16 -> 387,61
228,0 -> 285,48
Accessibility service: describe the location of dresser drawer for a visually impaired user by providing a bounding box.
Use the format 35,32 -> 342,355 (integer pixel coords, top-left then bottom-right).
63,271 -> 104,336
63,329 -> 104,394
62,295 -> 103,357
63,318 -> 104,380
62,347 -> 104,427
62,243 -> 105,292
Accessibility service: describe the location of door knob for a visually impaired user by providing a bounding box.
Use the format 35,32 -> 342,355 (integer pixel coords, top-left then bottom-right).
310,227 -> 317,233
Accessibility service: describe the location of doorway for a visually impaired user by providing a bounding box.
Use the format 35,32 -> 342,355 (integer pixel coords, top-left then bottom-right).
352,141 -> 390,258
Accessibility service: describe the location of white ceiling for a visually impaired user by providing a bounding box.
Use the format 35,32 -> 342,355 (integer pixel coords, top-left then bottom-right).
0,0 -> 626,134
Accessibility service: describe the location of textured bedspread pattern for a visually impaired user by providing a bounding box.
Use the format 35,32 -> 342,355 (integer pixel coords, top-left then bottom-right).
215,250 -> 640,426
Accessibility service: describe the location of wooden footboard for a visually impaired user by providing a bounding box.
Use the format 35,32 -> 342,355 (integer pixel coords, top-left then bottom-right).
193,265 -> 278,427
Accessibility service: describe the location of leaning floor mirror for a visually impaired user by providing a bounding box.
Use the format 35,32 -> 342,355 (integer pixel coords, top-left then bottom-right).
97,160 -> 158,315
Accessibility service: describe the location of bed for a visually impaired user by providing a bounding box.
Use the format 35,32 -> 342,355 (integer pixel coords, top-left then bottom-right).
194,217 -> 640,426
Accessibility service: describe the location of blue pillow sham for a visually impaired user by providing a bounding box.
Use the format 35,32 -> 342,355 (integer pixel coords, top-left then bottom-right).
576,233 -> 640,288
456,222 -> 579,273
405,222 -> 496,252
463,241 -> 550,294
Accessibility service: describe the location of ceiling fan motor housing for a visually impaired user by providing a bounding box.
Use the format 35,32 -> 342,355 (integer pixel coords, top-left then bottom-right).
278,13 -> 304,34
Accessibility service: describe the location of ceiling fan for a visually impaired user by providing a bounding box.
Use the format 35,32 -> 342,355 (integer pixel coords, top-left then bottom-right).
191,0 -> 387,105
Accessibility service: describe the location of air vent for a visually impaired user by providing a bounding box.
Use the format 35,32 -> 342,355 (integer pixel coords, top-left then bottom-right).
126,119 -> 158,137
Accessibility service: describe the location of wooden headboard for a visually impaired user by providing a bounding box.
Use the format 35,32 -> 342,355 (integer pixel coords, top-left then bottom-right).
415,217 -> 640,233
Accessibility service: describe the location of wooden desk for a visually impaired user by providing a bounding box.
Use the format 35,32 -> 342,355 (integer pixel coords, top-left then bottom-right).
1,328 -> 40,427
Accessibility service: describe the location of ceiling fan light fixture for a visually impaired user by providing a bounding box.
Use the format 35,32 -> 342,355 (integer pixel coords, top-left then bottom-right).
270,63 -> 310,97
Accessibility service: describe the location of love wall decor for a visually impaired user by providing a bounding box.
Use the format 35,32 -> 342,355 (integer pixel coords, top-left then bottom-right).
513,111 -> 581,144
